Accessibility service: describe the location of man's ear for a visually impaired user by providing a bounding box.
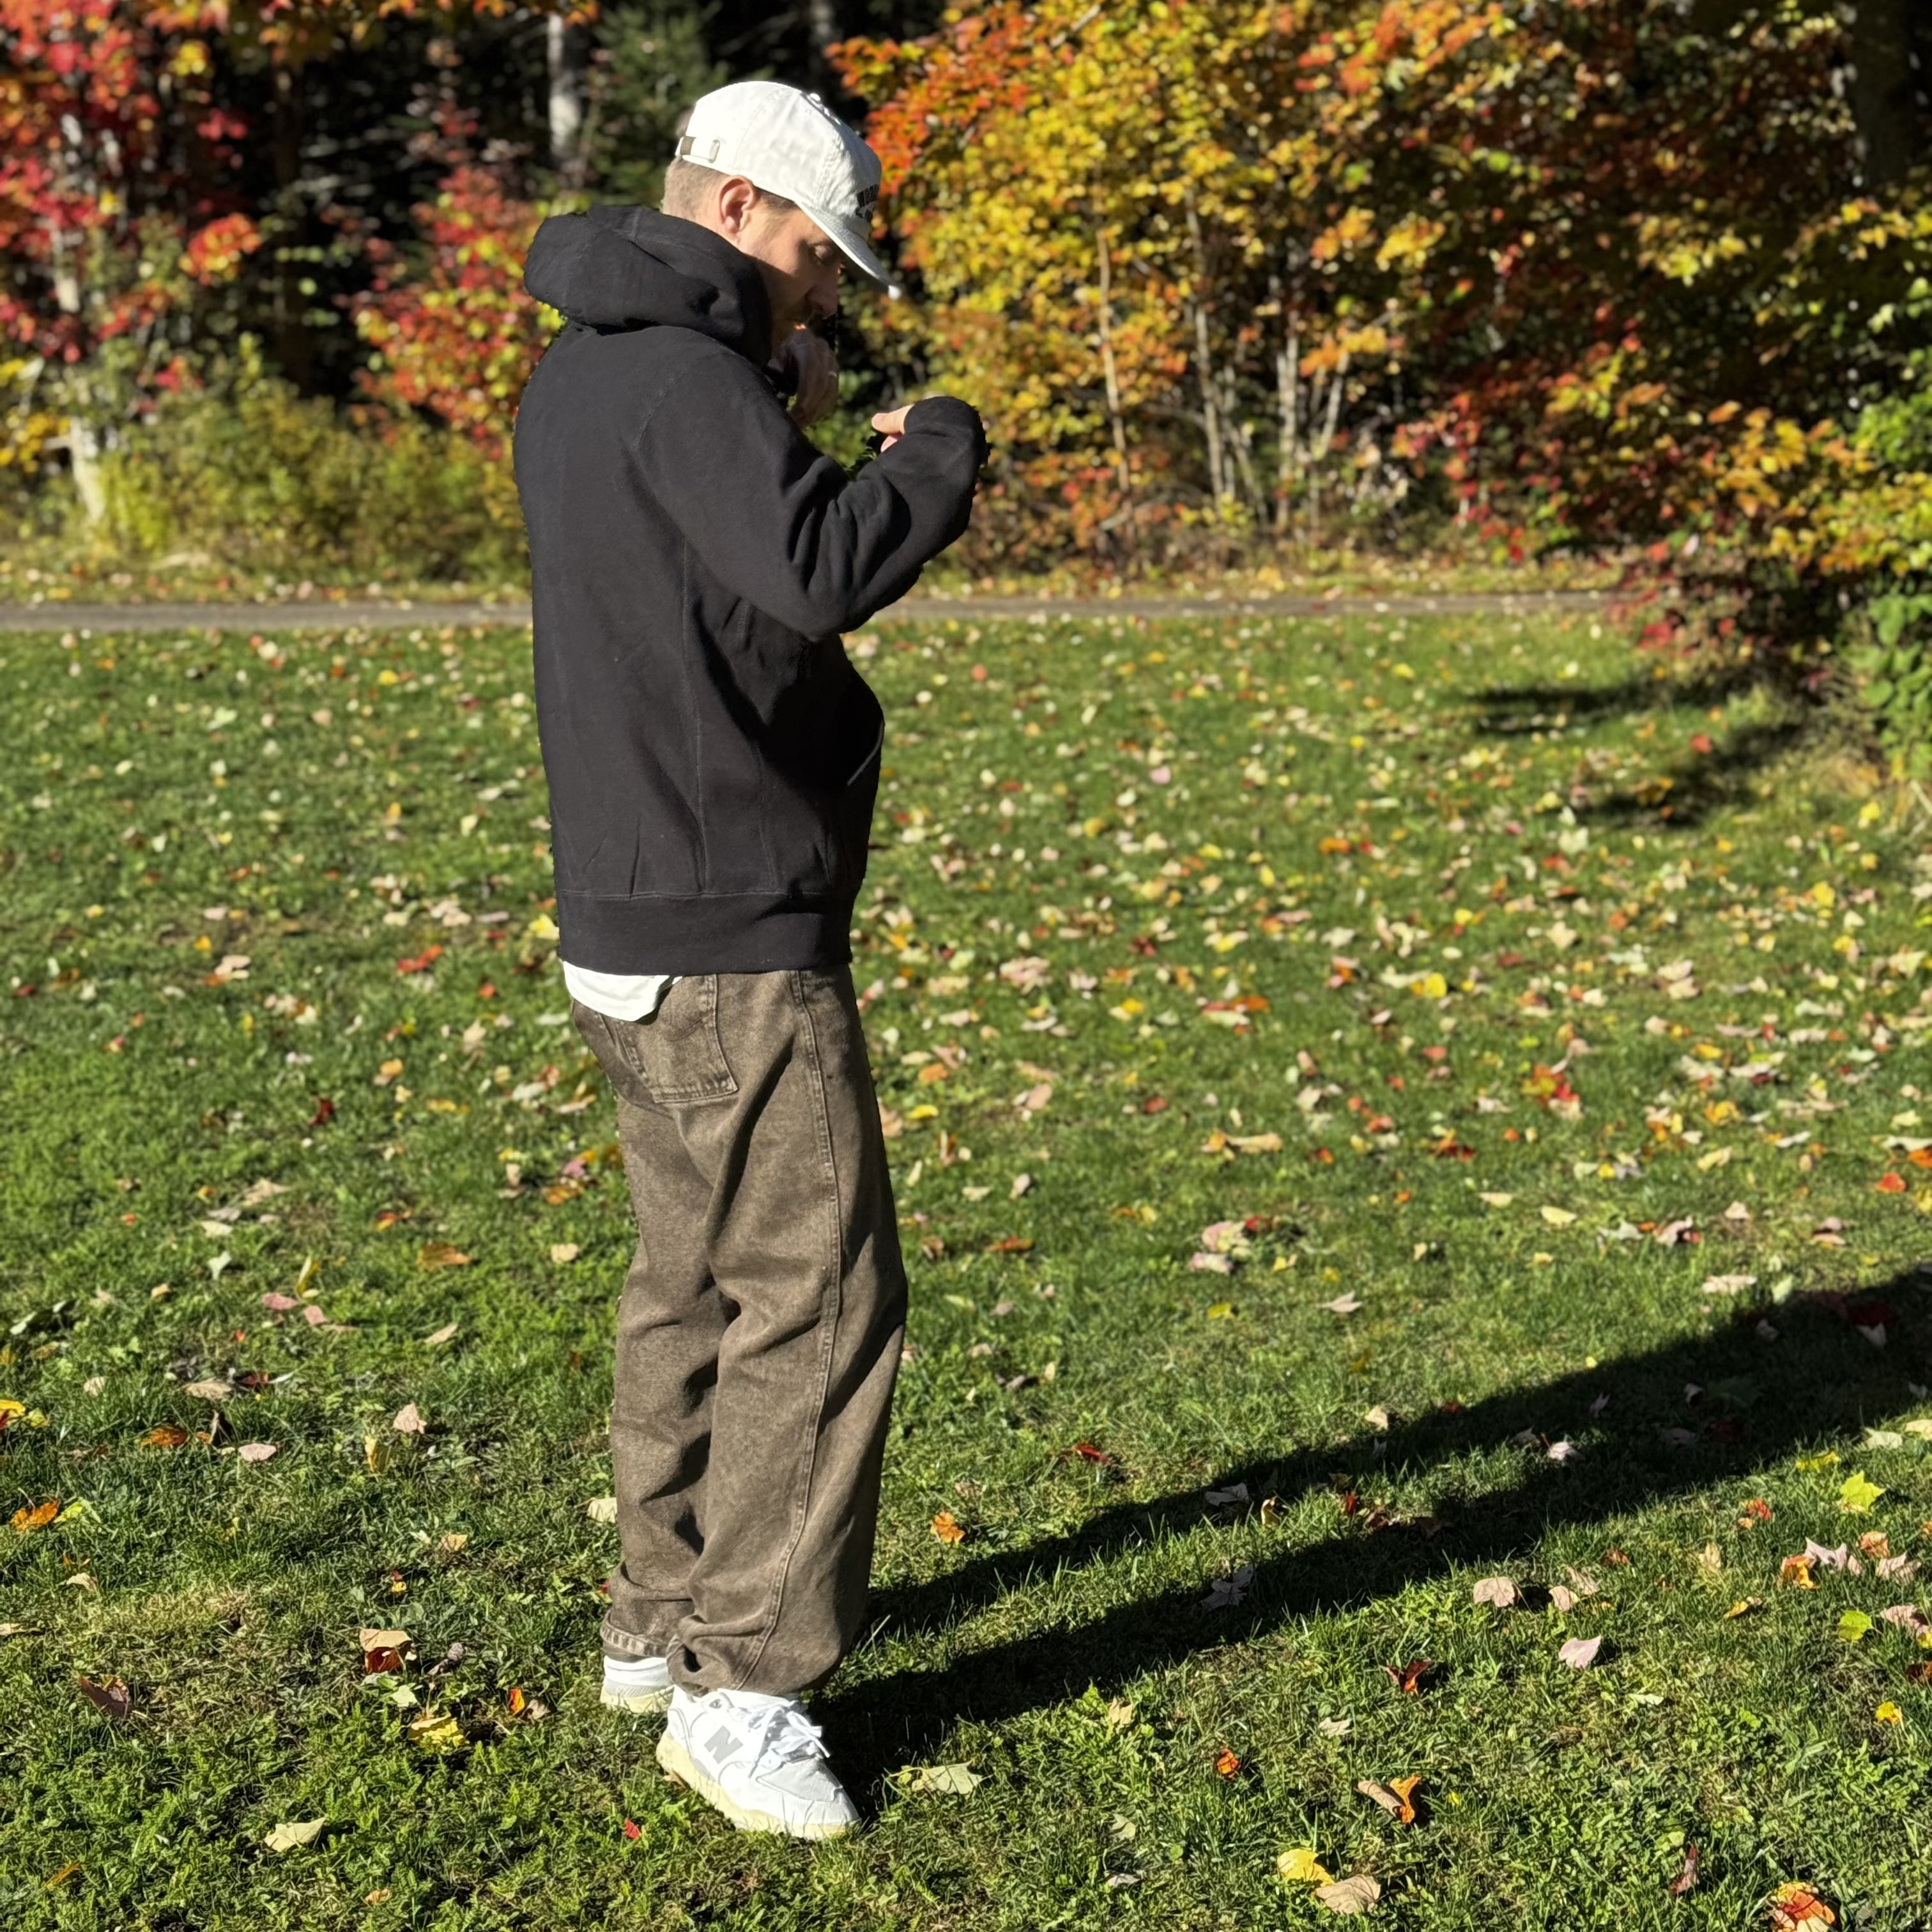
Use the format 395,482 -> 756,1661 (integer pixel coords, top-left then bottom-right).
713,175 -> 761,243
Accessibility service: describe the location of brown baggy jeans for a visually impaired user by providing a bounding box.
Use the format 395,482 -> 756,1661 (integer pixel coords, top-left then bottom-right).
571,968 -> 906,1696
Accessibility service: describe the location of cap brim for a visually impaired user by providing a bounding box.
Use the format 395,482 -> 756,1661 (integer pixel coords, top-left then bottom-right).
801,203 -> 902,300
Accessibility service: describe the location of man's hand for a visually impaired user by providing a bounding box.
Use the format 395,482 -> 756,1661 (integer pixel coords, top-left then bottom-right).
771,326 -> 839,429
870,406 -> 911,452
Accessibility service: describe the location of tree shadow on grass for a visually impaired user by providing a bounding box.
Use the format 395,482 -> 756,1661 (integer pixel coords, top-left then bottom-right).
827,1269 -> 1928,1779
1575,719 -> 1805,831
1467,673 -> 1805,829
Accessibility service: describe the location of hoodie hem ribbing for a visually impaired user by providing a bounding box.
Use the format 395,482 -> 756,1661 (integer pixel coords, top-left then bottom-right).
556,891 -> 857,976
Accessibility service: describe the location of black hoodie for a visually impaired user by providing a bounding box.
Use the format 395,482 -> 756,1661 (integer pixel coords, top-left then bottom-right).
514,205 -> 987,975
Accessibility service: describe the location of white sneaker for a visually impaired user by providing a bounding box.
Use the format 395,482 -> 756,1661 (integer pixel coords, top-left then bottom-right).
656,1687 -> 860,1839
600,1650 -> 672,1713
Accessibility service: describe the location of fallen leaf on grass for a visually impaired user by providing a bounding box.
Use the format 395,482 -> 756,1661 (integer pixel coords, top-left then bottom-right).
139,1423 -> 188,1450
894,1763 -> 981,1795
1317,1715 -> 1353,1737
1557,1636 -> 1603,1670
1876,1701 -> 1903,1725
1768,1882 -> 1836,1928
1201,1565 -> 1254,1610
407,1709 -> 465,1752
1724,1598 -> 1765,1619
1839,1473 -> 1884,1514
931,1510 -> 966,1545
1838,1611 -> 1873,1644
237,1441 -> 278,1463
423,1322 -> 459,1347
1213,1746 -> 1241,1779
585,1496 -> 618,1524
77,1675 -> 131,1721
1320,1294 -> 1362,1315
417,1243 -> 471,1271
391,1403 -> 426,1437
42,1860 -> 80,1889
1355,1775 -> 1422,1823
1279,1846 -> 1335,1884
359,1628 -> 413,1675
1703,1274 -> 1756,1297
549,1241 -> 580,1264
1381,1659 -> 1432,1695
1880,1604 -> 1929,1636
11,1499 -> 58,1534
1667,1844 -> 1701,1896
1314,1874 -> 1382,1915
263,1818 -> 325,1853
183,1378 -> 233,1402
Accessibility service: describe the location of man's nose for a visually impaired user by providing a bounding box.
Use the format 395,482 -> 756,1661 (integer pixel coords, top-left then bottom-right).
809,272 -> 840,322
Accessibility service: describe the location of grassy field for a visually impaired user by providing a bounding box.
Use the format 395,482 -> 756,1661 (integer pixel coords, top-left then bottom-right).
1,605 -> 1929,1930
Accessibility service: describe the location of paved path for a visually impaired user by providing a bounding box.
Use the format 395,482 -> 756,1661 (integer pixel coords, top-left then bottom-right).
0,587 -> 1617,634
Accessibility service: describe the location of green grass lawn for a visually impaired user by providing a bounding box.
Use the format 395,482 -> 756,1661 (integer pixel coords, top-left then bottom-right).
2,606 -> 1930,1930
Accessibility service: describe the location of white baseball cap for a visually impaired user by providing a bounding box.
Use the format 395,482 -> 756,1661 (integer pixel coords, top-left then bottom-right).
675,81 -> 901,298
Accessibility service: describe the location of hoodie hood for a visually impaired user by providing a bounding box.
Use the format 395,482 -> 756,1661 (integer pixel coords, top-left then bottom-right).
524,206 -> 774,364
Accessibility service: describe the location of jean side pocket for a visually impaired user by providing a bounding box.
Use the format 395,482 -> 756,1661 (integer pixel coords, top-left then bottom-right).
571,1001 -> 655,1110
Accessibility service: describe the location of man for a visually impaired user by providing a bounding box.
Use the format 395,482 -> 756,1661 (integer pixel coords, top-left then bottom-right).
513,80 -> 986,1840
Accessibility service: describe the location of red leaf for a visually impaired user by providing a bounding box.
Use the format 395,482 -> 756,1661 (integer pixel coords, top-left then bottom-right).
77,1675 -> 132,1721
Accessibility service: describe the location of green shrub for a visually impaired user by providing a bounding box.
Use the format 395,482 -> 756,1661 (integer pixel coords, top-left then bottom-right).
1852,587 -> 1932,781
98,344 -> 526,585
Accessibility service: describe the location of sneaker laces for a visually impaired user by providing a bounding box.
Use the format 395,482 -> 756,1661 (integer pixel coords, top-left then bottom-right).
727,1696 -> 830,1769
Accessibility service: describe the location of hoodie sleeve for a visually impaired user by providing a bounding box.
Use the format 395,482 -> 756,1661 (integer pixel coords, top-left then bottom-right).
632,345 -> 987,637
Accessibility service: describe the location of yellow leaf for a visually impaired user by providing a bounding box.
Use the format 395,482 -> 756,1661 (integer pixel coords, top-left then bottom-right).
1876,1701 -> 1903,1724
1278,1846 -> 1334,1885
407,1710 -> 466,1752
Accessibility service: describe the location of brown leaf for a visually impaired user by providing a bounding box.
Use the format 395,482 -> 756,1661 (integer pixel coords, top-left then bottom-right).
1381,1659 -> 1432,1696
1314,1873 -> 1382,1915
1666,1843 -> 1700,1897
139,1423 -> 188,1450
358,1627 -> 413,1675
77,1675 -> 131,1721
1355,1775 -> 1422,1824
417,1242 -> 471,1271
11,1499 -> 59,1534
1213,1745 -> 1241,1779
930,1510 -> 966,1545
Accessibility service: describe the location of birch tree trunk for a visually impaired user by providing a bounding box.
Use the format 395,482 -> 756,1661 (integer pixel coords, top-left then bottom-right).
1270,268 -> 1301,537
547,15 -> 592,191
1093,224 -> 1137,548
1183,189 -> 1228,510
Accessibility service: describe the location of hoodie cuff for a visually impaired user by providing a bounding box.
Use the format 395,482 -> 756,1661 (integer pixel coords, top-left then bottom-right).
905,395 -> 990,468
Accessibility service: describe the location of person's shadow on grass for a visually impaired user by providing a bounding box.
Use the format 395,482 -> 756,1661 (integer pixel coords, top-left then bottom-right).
827,1267 -> 1926,1776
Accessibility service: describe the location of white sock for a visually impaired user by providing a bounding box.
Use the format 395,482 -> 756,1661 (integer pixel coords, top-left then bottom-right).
603,1651 -> 670,1685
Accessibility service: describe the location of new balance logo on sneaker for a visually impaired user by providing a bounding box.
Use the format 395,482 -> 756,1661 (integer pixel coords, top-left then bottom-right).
657,1687 -> 859,1839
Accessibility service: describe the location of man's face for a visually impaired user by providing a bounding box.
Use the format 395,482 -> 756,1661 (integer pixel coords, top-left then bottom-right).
739,200 -> 843,337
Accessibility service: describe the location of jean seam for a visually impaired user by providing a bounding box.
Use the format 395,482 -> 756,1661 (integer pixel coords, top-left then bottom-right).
733,969 -> 844,1690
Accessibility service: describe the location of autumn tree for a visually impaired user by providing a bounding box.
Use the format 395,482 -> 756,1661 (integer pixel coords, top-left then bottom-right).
840,0 -> 1932,605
